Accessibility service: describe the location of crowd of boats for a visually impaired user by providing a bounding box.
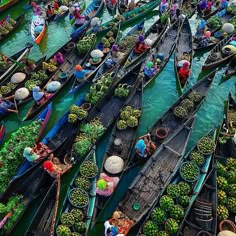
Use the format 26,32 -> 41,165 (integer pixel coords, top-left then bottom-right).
0,0 -> 236,235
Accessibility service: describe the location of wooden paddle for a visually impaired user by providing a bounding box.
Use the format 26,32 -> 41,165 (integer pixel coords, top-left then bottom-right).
13,96 -> 20,122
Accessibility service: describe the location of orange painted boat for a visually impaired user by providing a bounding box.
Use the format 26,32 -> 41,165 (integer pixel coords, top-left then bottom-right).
30,15 -> 46,44
0,0 -> 19,13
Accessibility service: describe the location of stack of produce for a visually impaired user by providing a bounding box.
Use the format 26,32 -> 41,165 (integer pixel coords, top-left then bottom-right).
0,121 -> 43,193
42,59 -> 57,72
116,106 -> 141,130
0,195 -> 24,235
217,157 -> 236,221
24,70 -> 48,91
114,83 -> 131,98
0,82 -> 17,95
85,73 -> 113,104
174,91 -> 202,119
227,108 -> 236,134
73,118 -> 106,157
68,104 -> 88,123
77,34 -> 96,54
207,16 -> 222,30
0,18 -> 16,36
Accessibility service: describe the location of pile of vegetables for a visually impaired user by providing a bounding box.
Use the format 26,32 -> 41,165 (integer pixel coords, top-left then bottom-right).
217,157 -> 236,221
174,106 -> 188,119
227,5 -> 236,15
0,195 -> 25,235
188,91 -> 202,103
190,151 -> 204,166
229,18 -> 236,28
180,161 -> 200,182
119,33 -> 141,51
114,83 -> 131,98
42,59 -> 57,71
117,106 -> 141,130
85,73 -> 113,105
197,136 -> 215,155
77,34 -> 96,54
207,16 -> 222,29
24,70 -> 48,91
80,160 -> 98,178
74,176 -> 90,191
0,18 -> 15,36
228,109 -> 236,134
101,27 -> 118,49
160,13 -> 168,25
0,121 -> 42,193
0,25 -> 9,35
68,104 -> 88,123
69,188 -> 89,208
74,118 -> 106,157
0,84 -> 12,95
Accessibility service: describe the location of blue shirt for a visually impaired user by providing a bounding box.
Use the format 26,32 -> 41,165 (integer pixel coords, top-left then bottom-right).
135,139 -> 146,157
74,69 -> 87,79
0,100 -> 14,117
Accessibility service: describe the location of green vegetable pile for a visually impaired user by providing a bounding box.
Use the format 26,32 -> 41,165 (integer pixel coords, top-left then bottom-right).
188,91 -> 202,103
69,188 -> 89,208
80,160 -> 98,178
143,220 -> 158,236
166,184 -> 180,198
117,106 -> 141,130
178,195 -> 190,208
42,59 -> 57,71
60,212 -> 75,226
160,195 -> 174,211
227,5 -> 236,15
190,151 -> 204,166
180,99 -> 194,112
169,205 -> 184,221
151,207 -> 167,225
174,106 -> 188,119
217,205 -> 229,221
77,34 -> 96,54
0,121 -> 42,194
85,73 -> 113,105
74,118 -> 106,157
165,218 -> 179,234
114,83 -> 131,98
207,16 -> 222,29
180,161 -> 200,182
24,70 -> 48,91
74,176 -> 90,191
197,136 -> 215,155
0,195 -> 25,235
68,104 -> 88,123
74,221 -> 86,233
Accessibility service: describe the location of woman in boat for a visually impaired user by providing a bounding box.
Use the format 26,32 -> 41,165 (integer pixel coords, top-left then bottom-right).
220,0 -> 229,9
91,17 -> 102,33
74,64 -> 91,80
0,94 -> 18,117
53,52 -> 64,65
134,35 -> 149,54
170,0 -> 179,17
178,61 -> 191,86
23,147 -> 40,162
32,86 -> 53,106
171,8 -> 181,23
200,31 -> 211,48
74,8 -> 86,27
43,153 -> 72,178
95,173 -> 119,197
135,133 -> 157,158
104,221 -> 119,236
46,4 -> 54,18
160,0 -> 168,13
143,61 -> 158,78
31,2 -> 44,15
198,0 -> 207,11
195,19 -> 207,38
128,0 -> 136,11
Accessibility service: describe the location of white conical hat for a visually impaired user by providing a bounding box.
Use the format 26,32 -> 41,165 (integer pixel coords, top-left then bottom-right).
11,72 -> 26,84
104,155 -> 124,174
15,87 -> 30,100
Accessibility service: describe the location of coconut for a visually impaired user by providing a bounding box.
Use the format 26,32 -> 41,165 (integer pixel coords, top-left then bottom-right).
218,231 -> 236,236
11,72 -> 26,84
222,23 -> 235,34
104,155 -> 124,174
46,81 -> 61,92
15,87 -> 30,100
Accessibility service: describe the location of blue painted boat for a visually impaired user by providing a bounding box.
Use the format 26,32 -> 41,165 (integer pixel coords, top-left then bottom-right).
0,124 -> 5,145
70,0 -> 104,39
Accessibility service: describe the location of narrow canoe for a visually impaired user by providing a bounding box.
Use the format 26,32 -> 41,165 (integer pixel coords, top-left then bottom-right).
0,124 -> 5,145
0,13 -> 25,42
174,17 -> 193,92
0,0 -> 19,13
122,16 -> 169,69
91,78 -> 143,225
137,131 -> 215,235
223,56 -> 236,79
53,147 -> 97,235
31,15 -> 46,45
202,33 -> 236,70
70,0 -> 104,39
109,116 -> 195,235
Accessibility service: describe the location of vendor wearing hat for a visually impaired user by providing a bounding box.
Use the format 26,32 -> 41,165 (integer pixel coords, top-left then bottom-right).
23,147 -> 40,162
143,61 -> 158,78
199,31 -> 212,48
104,221 -> 119,236
96,173 -> 119,197
178,61 -> 191,86
74,64 -> 92,80
89,49 -> 104,65
32,86 -> 51,105
134,35 -> 149,54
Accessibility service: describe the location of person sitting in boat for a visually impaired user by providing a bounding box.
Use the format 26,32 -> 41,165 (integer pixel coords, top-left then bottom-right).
53,52 -> 64,65
46,4 -> 54,18
74,8 -> 86,27
31,2 -> 44,15
135,133 -> 157,158
90,17 -> 102,33
23,58 -> 37,75
199,31 -> 211,48
143,61 -> 158,78
220,0 -> 229,9
0,94 -> 18,117
128,0 -> 136,11
119,0 -> 128,12
198,0 -> 207,11
23,147 -> 40,162
160,0 -> 168,13
170,0 -> 179,17
134,35 -> 149,54
74,64 -> 91,80
0,53 -> 8,70
195,19 -> 207,38
177,59 -> 190,68
43,153 -> 72,178
178,61 -> 191,86
32,86 -> 52,106
171,8 -> 181,23
96,173 -> 119,197
104,221 -> 119,236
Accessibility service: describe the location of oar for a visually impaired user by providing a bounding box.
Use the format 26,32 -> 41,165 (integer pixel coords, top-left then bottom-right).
2,55 -> 24,67
13,97 -> 21,123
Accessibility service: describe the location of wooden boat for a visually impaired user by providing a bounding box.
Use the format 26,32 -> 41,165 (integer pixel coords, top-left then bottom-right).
137,131 -> 215,235
52,147 -> 97,236
91,78 -> 143,224
129,70 -> 216,166
0,43 -> 33,83
0,124 -> 5,145
122,16 -> 169,69
70,24 -> 120,94
139,19 -> 181,87
202,33 -> 236,70
23,33 -> 96,121
0,0 -> 19,13
174,17 -> 193,91
70,0 -> 104,39
222,56 -> 236,80
30,15 -> 46,45
90,20 -> 145,85
88,0 -> 160,36
0,14 -> 25,42
109,116 -> 195,235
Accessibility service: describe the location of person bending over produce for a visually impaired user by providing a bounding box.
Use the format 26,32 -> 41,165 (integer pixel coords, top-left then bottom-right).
74,64 -> 91,80
178,61 -> 191,86
32,86 -> 53,105
134,35 -> 149,54
0,94 -> 18,117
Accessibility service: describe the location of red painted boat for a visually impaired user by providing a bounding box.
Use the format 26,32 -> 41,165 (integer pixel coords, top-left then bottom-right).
0,124 -> 5,145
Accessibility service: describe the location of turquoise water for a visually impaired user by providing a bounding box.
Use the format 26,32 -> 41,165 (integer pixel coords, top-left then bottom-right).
0,1 -> 235,235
